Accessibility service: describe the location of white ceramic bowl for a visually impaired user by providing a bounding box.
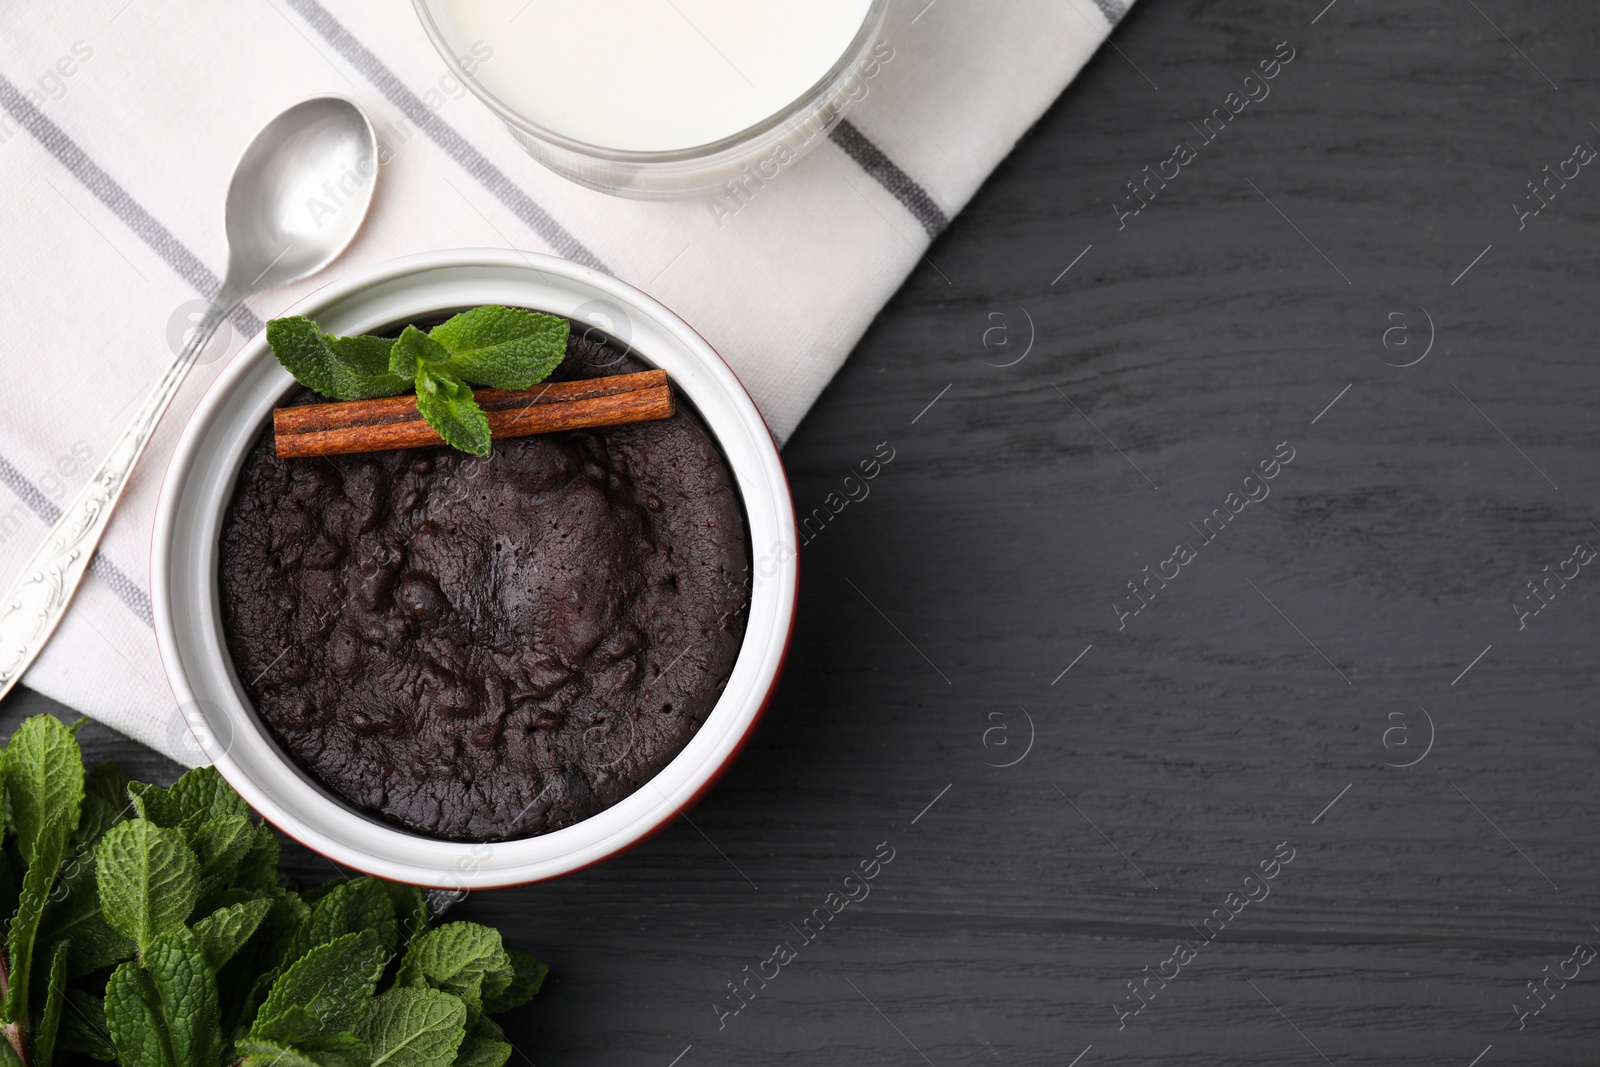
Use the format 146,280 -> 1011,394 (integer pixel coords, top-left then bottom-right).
151,249 -> 797,888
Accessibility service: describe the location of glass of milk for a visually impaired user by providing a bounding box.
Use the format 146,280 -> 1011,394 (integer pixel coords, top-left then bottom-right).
413,0 -> 888,200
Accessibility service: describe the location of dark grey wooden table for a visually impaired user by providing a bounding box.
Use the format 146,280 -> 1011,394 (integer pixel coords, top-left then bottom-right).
7,0 -> 1600,1063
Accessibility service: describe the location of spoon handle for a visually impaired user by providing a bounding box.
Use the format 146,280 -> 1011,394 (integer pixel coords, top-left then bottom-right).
0,298 -> 236,702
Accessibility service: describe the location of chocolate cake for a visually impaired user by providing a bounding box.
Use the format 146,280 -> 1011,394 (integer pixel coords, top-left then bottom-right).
218,329 -> 750,841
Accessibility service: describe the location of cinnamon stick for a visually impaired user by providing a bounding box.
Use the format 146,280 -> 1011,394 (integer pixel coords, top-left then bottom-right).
273,369 -> 674,458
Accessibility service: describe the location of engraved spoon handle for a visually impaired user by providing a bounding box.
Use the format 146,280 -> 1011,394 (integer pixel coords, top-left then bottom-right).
0,296 -> 235,701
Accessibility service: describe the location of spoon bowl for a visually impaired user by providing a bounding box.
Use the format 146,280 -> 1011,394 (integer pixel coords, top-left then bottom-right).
223,96 -> 377,296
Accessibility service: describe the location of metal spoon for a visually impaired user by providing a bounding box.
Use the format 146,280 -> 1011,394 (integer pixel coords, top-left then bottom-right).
0,96 -> 378,702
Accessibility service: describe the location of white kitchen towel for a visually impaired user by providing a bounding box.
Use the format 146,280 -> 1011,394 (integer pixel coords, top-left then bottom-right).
0,0 -> 1134,763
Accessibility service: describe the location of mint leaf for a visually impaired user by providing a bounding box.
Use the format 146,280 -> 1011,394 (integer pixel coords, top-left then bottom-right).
39,839 -> 134,977
288,878 -> 398,962
453,1036 -> 512,1067
152,930 -> 221,1066
168,766 -> 250,830
104,931 -> 218,1067
236,1038 -> 316,1067
357,987 -> 467,1067
250,1004 -> 322,1044
195,814 -> 254,875
415,365 -> 491,457
233,822 -> 282,892
85,761 -> 130,807
234,970 -> 281,1049
308,1033 -> 379,1066
454,1022 -> 513,1067
125,781 -> 178,828
236,1038 -> 296,1065
267,317 -> 412,400
74,793 -> 129,854
225,888 -> 311,1037
428,306 -> 568,390
58,989 -> 115,1061
385,883 -> 430,954
194,813 -> 256,911
96,821 -> 199,955
8,804 -> 71,1026
300,878 -> 352,908
192,897 -> 272,971
237,1034 -> 371,1067
34,936 -> 70,1067
397,923 -> 511,1019
130,766 -> 248,834
254,930 -> 386,1039
265,888 -> 314,958
78,763 -> 132,849
481,950 -> 547,1015
3,715 -> 85,865
0,852 -> 17,941
103,966 -> 167,1067
388,325 -> 454,380
388,327 -> 492,457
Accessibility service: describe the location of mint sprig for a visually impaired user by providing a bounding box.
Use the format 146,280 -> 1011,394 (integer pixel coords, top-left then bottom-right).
266,306 -> 570,457
389,328 -> 492,458
424,306 -> 566,391
0,715 -> 547,1067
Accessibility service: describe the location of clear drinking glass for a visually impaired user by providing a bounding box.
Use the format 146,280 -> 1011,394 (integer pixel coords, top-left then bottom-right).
412,0 -> 889,200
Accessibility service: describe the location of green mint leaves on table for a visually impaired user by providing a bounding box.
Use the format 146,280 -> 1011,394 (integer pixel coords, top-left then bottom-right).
266,306 -> 570,457
0,714 -> 545,1067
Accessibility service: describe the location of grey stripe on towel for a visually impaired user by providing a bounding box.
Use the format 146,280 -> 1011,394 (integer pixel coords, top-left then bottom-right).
283,0 -> 609,273
830,119 -> 948,239
0,453 -> 154,627
1091,0 -> 1129,22
0,74 -> 263,340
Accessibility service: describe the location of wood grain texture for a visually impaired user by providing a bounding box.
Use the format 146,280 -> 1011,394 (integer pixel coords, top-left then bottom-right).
6,0 -> 1600,1063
